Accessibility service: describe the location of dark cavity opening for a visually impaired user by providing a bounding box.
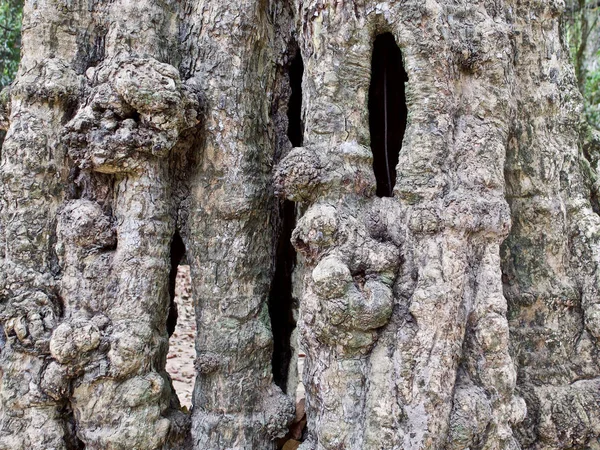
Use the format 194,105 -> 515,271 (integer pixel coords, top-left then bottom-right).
168,231 -> 186,337
287,48 -> 304,148
268,200 -> 297,393
62,402 -> 85,450
61,99 -> 79,125
269,49 -> 303,393
368,32 -> 408,197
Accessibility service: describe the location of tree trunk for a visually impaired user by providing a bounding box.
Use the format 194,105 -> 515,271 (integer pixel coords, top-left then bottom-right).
0,1 -> 599,449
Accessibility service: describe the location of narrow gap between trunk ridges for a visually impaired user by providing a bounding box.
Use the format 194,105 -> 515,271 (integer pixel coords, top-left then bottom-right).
269,46 -> 303,394
165,230 -> 196,408
269,199 -> 298,393
369,32 -> 408,197
287,48 -> 304,148
168,230 -> 186,337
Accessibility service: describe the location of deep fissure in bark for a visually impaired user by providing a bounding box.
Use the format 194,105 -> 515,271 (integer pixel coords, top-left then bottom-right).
268,50 -> 303,393
168,230 -> 186,337
590,189 -> 600,216
368,32 -> 408,197
287,48 -> 304,148
61,100 -> 79,125
268,199 -> 297,393
64,419 -> 85,450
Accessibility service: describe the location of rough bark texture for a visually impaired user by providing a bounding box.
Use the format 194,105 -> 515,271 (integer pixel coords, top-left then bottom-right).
0,0 -> 599,449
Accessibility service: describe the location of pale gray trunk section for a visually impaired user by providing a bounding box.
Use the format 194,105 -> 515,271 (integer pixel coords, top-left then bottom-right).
180,0 -> 295,447
0,1 -> 599,450
503,2 -> 600,448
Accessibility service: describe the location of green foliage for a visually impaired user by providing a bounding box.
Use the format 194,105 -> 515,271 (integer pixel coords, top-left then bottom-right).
584,59 -> 600,126
0,0 -> 23,89
565,0 -> 600,128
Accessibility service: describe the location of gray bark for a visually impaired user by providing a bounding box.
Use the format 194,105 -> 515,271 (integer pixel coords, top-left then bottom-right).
0,1 -> 599,449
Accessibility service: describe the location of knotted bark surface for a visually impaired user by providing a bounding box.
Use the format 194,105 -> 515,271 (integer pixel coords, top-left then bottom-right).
0,1 -> 599,449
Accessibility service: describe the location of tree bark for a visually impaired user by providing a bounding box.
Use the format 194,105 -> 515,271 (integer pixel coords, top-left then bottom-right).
0,1 -> 599,449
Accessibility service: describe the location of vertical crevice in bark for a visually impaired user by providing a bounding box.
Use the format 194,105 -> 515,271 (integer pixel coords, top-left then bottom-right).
168,230 -> 186,337
590,188 -> 600,216
61,100 -> 79,126
268,199 -> 297,393
62,404 -> 85,450
368,33 -> 408,198
269,48 -> 303,393
287,49 -> 304,148
66,167 -> 82,200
